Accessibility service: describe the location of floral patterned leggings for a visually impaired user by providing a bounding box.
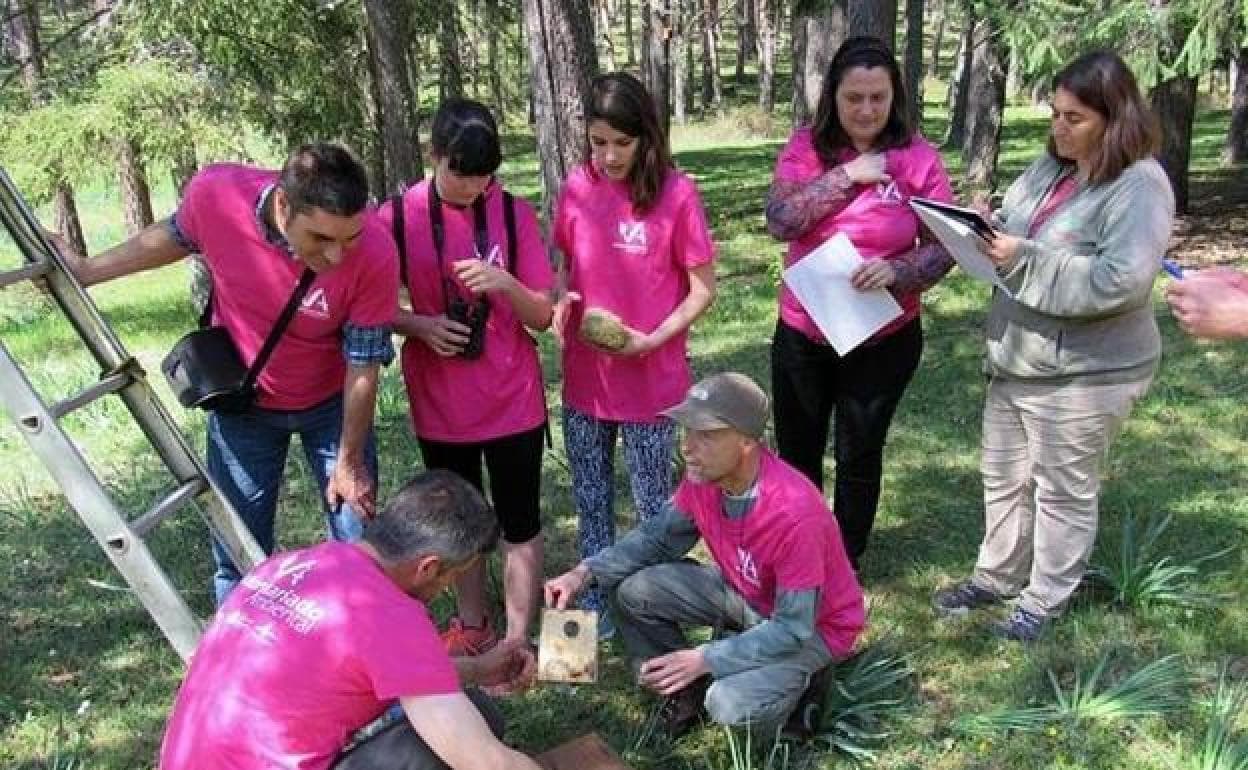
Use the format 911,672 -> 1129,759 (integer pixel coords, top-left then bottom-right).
562,406 -> 676,612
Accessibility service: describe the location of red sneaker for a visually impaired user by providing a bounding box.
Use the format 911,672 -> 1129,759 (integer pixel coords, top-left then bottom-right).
441,617 -> 499,656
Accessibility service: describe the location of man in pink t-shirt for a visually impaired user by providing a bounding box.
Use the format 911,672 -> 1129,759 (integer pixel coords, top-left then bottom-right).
545,373 -> 865,739
159,471 -> 541,770
60,143 -> 399,604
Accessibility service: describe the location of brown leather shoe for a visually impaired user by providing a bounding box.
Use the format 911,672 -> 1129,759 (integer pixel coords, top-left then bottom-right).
658,676 -> 711,739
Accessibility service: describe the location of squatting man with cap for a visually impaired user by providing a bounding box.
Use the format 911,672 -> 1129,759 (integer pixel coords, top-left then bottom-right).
545,372 -> 866,737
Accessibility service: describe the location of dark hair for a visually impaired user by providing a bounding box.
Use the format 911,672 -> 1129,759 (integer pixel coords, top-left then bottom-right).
811,36 -> 914,166
586,72 -> 671,213
1048,50 -> 1160,184
364,470 -> 500,568
430,98 -> 502,176
278,142 -> 370,217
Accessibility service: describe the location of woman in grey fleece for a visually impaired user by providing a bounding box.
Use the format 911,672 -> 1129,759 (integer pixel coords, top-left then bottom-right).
933,50 -> 1175,641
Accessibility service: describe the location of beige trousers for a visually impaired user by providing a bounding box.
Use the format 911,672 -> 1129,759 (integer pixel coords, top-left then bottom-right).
971,375 -> 1151,617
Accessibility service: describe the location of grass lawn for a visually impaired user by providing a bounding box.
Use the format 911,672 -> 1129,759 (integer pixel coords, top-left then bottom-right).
1,95 -> 1245,770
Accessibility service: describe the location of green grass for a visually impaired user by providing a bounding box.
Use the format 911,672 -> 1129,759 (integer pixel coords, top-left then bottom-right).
1,90 -> 1246,770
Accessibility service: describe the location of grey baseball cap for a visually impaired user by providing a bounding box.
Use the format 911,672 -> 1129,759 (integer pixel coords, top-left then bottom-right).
661,372 -> 769,440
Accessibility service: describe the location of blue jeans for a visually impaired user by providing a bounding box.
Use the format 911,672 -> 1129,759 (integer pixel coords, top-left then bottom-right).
206,394 -> 377,604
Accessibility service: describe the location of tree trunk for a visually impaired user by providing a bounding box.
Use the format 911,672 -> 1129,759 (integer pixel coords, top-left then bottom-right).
700,0 -> 724,114
755,0 -> 776,111
521,0 -> 598,215
117,138 -> 154,236
927,0 -> 945,76
6,0 -> 43,95
672,0 -> 688,123
9,0 -> 84,255
791,0 -> 848,125
624,0 -> 636,64
849,0 -> 897,49
54,182 -> 87,258
1223,47 -> 1248,166
943,2 -> 972,148
903,0 -> 923,124
1152,74 -> 1197,213
597,0 -> 617,70
1005,44 -> 1022,103
486,0 -> 506,116
439,9 -> 464,99
735,0 -> 755,86
645,0 -> 672,133
171,142 -> 197,197
364,0 -> 423,194
962,15 -> 1005,194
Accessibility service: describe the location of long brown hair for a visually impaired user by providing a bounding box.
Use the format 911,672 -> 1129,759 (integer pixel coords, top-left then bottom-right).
1048,51 -> 1160,184
585,72 -> 671,214
811,36 -> 915,167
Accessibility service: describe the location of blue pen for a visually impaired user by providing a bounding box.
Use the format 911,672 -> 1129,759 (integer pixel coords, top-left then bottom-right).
1162,258 -> 1184,279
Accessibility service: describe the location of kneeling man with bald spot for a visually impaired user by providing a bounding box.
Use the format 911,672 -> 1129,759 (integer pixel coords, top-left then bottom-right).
545,372 -> 865,737
159,470 -> 542,770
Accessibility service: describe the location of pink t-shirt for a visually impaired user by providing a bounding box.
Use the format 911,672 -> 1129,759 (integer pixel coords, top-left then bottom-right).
176,165 -> 399,411
376,181 -> 553,442
772,129 -> 953,342
672,449 -> 865,657
554,165 -> 716,422
159,542 -> 459,770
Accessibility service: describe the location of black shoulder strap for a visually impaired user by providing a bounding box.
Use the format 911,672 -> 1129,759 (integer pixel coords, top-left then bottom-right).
390,191 -> 409,290
502,191 -> 517,274
241,267 -> 316,390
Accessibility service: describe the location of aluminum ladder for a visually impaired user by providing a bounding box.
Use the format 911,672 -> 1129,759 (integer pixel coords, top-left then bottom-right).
0,167 -> 263,661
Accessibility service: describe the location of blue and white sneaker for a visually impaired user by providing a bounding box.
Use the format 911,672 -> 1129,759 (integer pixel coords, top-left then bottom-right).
990,606 -> 1048,642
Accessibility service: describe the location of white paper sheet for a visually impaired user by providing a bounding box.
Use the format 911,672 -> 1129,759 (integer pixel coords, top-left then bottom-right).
909,200 -> 1013,296
782,232 -> 903,356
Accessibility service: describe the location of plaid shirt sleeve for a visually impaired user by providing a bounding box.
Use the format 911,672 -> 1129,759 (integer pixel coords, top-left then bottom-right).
342,322 -> 395,367
165,213 -> 200,253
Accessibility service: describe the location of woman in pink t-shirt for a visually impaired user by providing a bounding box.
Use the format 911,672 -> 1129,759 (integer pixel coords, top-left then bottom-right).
764,37 -> 954,570
552,72 -> 717,622
377,99 -> 554,655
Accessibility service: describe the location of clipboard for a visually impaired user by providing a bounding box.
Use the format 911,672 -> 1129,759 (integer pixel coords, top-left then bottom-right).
909,197 -> 996,239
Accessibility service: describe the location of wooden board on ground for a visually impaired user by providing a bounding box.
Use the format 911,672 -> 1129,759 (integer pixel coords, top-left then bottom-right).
536,733 -> 635,770
537,608 -> 598,683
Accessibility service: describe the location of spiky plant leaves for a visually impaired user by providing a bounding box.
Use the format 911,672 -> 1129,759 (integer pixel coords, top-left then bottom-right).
1179,663 -> 1248,770
1089,510 -> 1231,609
813,644 -> 915,762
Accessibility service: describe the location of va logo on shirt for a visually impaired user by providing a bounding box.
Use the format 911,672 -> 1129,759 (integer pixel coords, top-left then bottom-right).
875,180 -> 903,203
613,220 -> 648,254
300,287 -> 331,319
274,555 -> 316,587
736,547 -> 761,588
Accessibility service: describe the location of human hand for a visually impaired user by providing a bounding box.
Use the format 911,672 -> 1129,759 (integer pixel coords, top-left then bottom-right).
843,153 -> 891,186
543,564 -> 590,609
977,231 -> 1022,268
552,290 -> 582,341
638,649 -> 710,696
453,259 -> 517,295
477,638 -> 538,696
326,457 -> 376,519
413,314 -> 472,357
850,259 -> 896,291
1165,268 -> 1248,340
607,324 -> 656,357
968,194 -> 994,221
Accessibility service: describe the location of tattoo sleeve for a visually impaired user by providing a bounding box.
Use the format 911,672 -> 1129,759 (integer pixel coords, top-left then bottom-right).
764,166 -> 856,242
889,228 -> 956,294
